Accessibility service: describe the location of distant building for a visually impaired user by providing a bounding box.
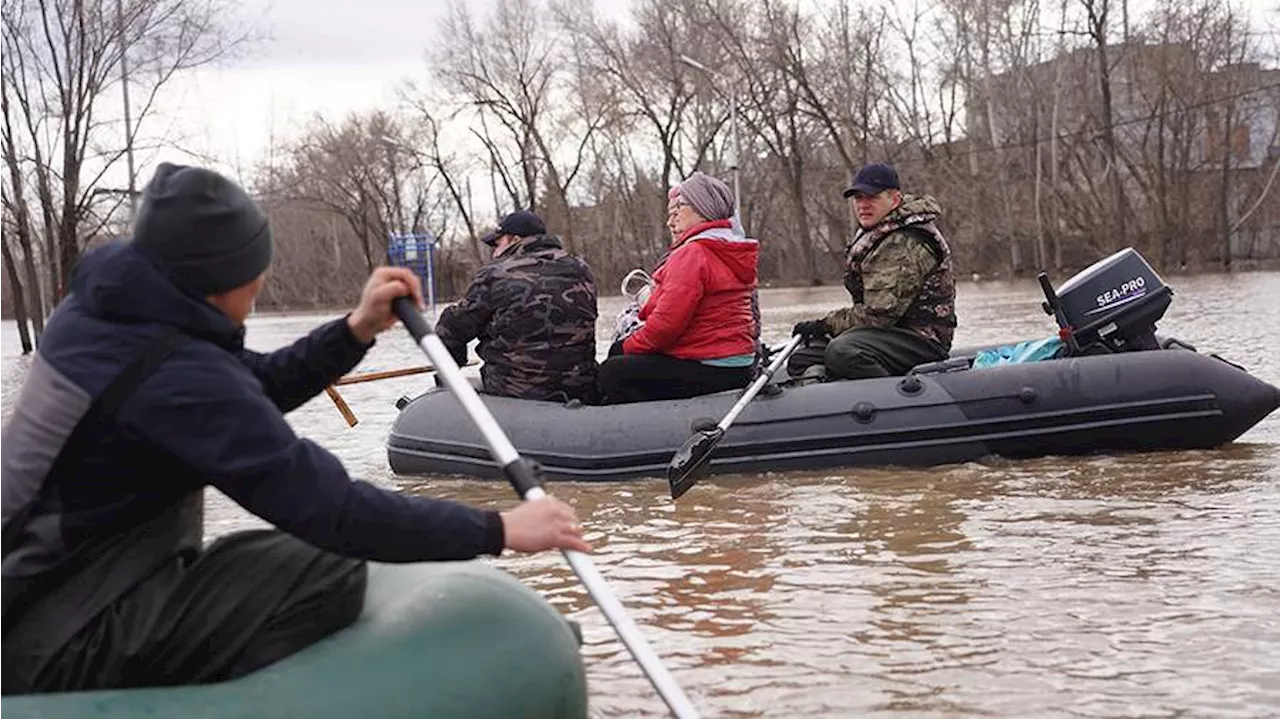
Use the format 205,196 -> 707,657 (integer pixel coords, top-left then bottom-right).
964,42 -> 1280,266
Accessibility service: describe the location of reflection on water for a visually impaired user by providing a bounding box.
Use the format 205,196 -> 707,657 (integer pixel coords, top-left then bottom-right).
3,273 -> 1279,717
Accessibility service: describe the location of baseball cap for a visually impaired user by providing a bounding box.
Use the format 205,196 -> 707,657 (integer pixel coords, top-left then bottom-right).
481,210 -> 546,246
842,163 -> 900,198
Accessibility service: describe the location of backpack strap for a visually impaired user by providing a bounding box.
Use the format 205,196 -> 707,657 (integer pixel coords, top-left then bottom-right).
2,327 -> 187,566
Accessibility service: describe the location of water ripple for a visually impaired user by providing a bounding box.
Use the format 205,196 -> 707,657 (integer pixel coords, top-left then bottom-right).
3,275 -> 1278,717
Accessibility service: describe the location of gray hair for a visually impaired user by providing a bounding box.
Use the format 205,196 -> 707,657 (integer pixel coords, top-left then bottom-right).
676,171 -> 734,222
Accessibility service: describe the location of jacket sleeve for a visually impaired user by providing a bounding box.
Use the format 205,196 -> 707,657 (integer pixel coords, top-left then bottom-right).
623,245 -> 706,354
823,233 -> 936,335
237,317 -> 371,413
126,353 -> 505,562
434,269 -> 496,366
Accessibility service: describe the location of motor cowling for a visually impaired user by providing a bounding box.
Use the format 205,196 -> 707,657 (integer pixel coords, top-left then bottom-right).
1043,247 -> 1173,354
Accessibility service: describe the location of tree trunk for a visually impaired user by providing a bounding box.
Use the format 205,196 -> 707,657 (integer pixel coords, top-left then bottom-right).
20,226 -> 45,342
787,156 -> 817,284
1218,105 -> 1234,269
6,157 -> 48,342
2,81 -> 46,339
2,232 -> 34,353
981,62 -> 1020,273
1087,0 -> 1130,250
1051,1 -> 1067,270
33,162 -> 61,305
57,215 -> 79,303
1034,111 -> 1047,270
544,162 -> 576,255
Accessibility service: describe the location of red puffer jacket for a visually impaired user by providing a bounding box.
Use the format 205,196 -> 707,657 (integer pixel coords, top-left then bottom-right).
622,219 -> 759,360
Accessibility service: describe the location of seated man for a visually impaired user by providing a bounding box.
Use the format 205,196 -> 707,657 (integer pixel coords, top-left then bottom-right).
789,163 -> 957,380
1,163 -> 589,695
436,210 -> 598,404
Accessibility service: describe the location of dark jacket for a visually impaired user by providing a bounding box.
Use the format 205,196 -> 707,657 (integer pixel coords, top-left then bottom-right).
436,234 -> 598,403
1,243 -> 504,618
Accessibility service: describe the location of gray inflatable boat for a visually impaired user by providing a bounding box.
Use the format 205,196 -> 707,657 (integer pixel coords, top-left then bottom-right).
386,249 -> 1280,481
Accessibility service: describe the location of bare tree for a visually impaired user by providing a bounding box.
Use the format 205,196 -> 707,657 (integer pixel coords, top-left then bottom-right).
1081,0 -> 1133,250
0,0 -> 246,336
556,0 -> 710,187
1,69 -> 45,347
794,0 -> 887,175
1209,4 -> 1251,268
1,206 -> 34,352
266,112 -> 432,273
697,0 -> 829,284
432,0 -> 606,254
399,96 -> 489,266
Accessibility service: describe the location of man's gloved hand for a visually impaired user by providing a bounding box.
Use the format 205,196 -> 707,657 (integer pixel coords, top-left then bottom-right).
759,342 -> 778,365
792,320 -> 830,346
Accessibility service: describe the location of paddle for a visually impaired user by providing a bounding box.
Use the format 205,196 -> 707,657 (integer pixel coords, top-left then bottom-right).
334,365 -> 434,386
324,366 -> 432,427
334,361 -> 478,386
667,334 -> 805,500
391,297 -> 700,719
323,362 -> 481,427
324,386 -> 359,427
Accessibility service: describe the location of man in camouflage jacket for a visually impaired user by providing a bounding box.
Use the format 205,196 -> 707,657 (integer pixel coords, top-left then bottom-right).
436,210 -> 599,403
788,164 -> 957,380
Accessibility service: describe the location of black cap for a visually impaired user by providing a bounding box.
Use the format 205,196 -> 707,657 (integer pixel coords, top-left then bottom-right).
843,163 -> 900,198
481,210 -> 546,246
131,163 -> 272,294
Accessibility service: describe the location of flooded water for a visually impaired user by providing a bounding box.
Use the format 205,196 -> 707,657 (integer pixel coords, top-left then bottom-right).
3,273 -> 1279,717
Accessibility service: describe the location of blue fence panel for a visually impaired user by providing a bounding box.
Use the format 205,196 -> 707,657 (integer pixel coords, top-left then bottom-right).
387,233 -> 438,318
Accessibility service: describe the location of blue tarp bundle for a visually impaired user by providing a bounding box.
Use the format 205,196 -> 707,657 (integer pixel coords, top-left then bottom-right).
972,336 -> 1066,369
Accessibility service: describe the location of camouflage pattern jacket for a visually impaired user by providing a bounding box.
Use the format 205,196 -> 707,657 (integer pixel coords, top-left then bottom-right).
436,234 -> 598,403
822,195 -> 957,350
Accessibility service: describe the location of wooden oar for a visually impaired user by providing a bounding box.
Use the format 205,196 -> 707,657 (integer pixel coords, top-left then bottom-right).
334,365 -> 434,386
324,386 -> 359,427
667,335 -> 804,499
324,362 -> 476,426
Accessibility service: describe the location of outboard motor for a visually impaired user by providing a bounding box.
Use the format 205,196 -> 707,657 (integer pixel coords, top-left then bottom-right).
1038,247 -> 1173,355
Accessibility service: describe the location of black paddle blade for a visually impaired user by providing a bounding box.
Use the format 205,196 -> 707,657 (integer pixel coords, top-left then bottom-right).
667,428 -> 724,499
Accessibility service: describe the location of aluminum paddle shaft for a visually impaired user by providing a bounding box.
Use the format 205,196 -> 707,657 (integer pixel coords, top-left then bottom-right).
713,335 -> 804,433
391,298 -> 699,719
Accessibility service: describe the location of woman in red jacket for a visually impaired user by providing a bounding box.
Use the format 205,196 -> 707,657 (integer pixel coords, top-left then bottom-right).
598,172 -> 759,404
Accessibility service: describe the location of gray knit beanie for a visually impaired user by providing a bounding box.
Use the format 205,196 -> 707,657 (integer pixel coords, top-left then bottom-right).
676,171 -> 734,222
131,163 -> 273,295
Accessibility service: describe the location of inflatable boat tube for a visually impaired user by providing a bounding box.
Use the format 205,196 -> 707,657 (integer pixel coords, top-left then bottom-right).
387,346 -> 1280,481
2,562 -> 587,719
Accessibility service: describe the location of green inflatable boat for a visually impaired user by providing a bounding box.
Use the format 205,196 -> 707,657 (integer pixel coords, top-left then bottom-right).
3,561 -> 588,719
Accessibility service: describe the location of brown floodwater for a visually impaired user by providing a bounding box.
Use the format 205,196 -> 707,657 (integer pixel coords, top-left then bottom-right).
3,272 -> 1278,717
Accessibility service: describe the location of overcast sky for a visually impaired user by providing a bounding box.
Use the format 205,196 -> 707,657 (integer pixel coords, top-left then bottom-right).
236,0 -> 455,67
146,0 -> 454,183
143,0 -> 635,185
138,0 -> 1274,188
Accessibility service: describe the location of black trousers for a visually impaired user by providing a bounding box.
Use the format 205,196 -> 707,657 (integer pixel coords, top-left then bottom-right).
787,326 -> 947,380
4,530 -> 365,694
598,353 -> 753,404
